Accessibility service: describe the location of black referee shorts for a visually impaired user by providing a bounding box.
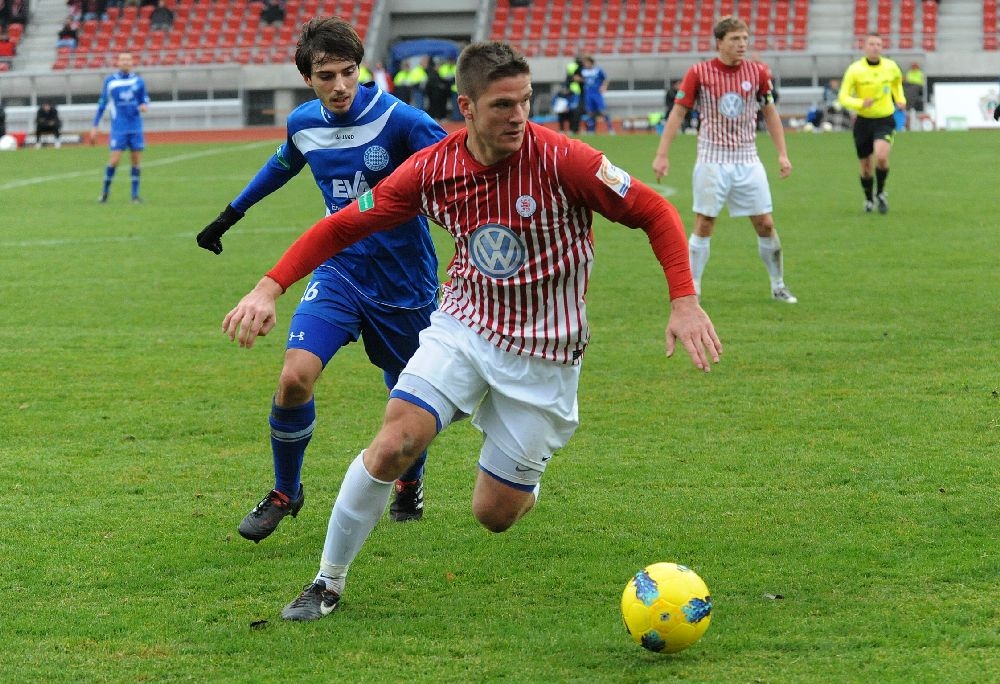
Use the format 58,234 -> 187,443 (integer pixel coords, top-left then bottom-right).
853,114 -> 896,158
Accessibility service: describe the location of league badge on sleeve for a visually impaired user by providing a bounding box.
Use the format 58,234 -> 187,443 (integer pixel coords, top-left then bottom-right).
596,156 -> 631,198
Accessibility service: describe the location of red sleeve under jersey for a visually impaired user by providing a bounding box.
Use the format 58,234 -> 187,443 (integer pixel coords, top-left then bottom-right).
558,138 -> 695,300
265,160 -> 424,291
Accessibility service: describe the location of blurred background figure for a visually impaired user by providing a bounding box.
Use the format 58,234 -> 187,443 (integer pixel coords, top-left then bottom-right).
35,102 -> 63,148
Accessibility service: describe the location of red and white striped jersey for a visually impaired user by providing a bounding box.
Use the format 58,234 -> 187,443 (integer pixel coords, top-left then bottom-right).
268,122 -> 694,365
676,58 -> 775,164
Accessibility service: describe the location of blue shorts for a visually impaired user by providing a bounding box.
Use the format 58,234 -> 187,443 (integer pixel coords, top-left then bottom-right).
286,267 -> 437,383
109,131 -> 144,152
585,92 -> 606,113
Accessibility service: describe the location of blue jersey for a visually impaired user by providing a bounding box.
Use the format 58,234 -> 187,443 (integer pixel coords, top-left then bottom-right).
232,85 -> 446,310
92,70 -> 149,135
580,65 -> 607,95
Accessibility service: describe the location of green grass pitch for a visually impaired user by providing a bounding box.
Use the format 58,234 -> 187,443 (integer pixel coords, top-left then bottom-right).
1,128 -> 997,682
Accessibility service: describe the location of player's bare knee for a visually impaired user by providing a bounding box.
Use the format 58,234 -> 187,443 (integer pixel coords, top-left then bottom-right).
473,504 -> 519,533
276,365 -> 315,405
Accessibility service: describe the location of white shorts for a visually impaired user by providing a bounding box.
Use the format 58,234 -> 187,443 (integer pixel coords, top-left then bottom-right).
391,311 -> 580,488
692,160 -> 773,218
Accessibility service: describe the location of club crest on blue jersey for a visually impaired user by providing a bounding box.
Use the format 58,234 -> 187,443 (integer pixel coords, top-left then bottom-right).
364,145 -> 390,171
596,156 -> 631,198
718,92 -> 745,118
515,195 -> 537,217
470,224 -> 527,279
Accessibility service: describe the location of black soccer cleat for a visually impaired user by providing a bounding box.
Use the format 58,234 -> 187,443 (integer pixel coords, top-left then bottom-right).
281,581 -> 341,621
389,479 -> 424,522
876,192 -> 889,215
238,485 -> 304,542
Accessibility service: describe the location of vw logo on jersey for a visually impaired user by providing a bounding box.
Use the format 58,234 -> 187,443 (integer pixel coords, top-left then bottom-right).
470,224 -> 527,279
363,145 -> 390,172
718,92 -> 745,119
515,195 -> 537,217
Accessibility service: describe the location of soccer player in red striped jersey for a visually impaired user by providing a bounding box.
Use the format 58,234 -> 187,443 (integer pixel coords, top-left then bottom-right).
652,16 -> 797,304
222,41 -> 722,621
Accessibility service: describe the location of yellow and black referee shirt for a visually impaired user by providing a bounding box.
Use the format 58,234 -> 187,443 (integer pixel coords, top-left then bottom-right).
838,57 -> 905,119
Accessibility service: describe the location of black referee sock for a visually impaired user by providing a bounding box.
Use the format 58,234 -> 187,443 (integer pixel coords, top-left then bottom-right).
861,175 -> 874,201
875,167 -> 889,195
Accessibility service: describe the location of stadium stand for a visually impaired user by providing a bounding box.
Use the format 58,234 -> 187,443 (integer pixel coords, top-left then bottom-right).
852,0 -> 939,50
487,0 -> 812,57
51,0 -> 376,70
985,0 -> 999,49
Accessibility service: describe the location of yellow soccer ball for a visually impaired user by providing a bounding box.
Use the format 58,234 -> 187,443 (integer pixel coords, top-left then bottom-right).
620,562 -> 713,653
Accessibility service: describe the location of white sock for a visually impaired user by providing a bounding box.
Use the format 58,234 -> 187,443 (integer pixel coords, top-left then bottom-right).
757,234 -> 785,289
688,234 -> 711,295
318,451 -> 394,594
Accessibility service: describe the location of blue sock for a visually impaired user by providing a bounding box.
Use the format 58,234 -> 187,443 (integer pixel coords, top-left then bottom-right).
102,166 -> 116,195
400,450 -> 426,482
131,166 -> 140,198
270,397 -> 315,497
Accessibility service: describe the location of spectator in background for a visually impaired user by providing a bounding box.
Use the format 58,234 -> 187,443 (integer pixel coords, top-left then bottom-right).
408,56 -> 429,112
8,0 -> 27,25
426,57 -> 451,121
372,61 -> 391,92
82,0 -> 107,21
66,0 -> 84,21
0,31 -> 16,62
392,62 -> 412,103
903,62 -> 925,115
56,19 -> 79,49
35,102 -> 63,148
551,84 -> 575,134
149,0 -> 174,31
260,0 -> 285,27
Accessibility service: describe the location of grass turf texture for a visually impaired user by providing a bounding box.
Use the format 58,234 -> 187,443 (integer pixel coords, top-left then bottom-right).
1,129 -> 997,682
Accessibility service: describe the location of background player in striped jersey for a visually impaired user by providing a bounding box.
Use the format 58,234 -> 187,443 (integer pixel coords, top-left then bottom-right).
90,52 -> 149,204
652,16 -> 797,304
221,41 -> 722,621
196,18 -> 446,541
837,34 -> 906,215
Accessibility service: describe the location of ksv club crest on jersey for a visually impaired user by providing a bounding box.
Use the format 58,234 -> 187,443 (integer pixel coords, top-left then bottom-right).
515,195 -> 537,217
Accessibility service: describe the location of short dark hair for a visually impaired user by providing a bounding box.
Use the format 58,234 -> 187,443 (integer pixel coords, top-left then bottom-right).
294,17 -> 364,77
455,41 -> 531,101
713,15 -> 749,41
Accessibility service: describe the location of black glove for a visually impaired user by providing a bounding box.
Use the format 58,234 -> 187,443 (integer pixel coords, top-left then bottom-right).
196,204 -> 244,254
994,103 -> 1000,121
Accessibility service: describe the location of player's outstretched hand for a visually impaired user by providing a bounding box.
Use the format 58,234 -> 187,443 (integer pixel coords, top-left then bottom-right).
665,295 -> 722,373
222,277 -> 283,349
197,204 -> 245,254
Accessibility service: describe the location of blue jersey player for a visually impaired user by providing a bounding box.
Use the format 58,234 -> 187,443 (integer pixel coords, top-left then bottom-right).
196,17 -> 447,542
579,55 -> 614,134
90,52 -> 149,204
